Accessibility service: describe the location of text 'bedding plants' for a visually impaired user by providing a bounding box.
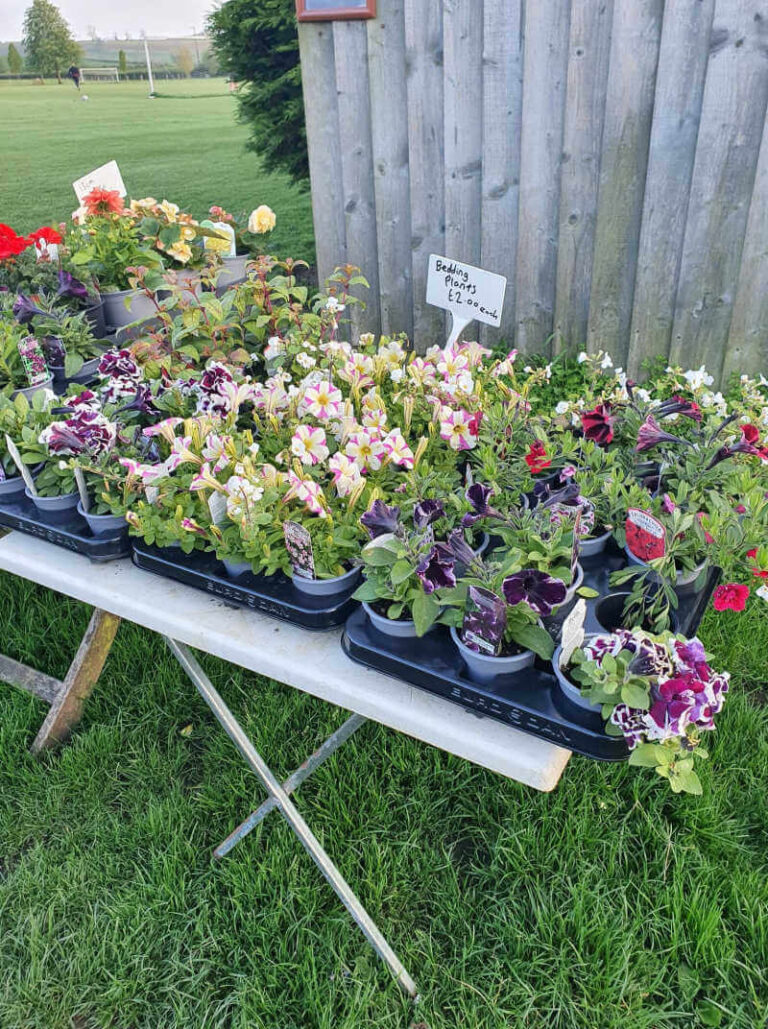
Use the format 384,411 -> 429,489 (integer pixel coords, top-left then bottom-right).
2,196 -> 767,793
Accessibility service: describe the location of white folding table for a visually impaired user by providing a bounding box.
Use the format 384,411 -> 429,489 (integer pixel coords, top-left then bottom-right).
0,532 -> 571,997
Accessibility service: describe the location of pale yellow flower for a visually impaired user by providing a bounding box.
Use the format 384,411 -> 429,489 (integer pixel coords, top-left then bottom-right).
159,199 -> 180,222
204,234 -> 232,254
167,241 -> 192,264
180,224 -> 197,242
248,205 -> 276,234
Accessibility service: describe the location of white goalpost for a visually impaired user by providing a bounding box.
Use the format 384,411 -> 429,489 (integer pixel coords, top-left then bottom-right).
81,67 -> 120,83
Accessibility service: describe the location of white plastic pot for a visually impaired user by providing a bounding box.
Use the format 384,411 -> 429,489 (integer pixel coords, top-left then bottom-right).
552,644 -> 602,712
101,288 -> 156,329
362,601 -> 421,638
450,626 -> 535,685
216,253 -> 250,292
222,557 -> 252,579
25,487 -> 79,517
292,565 -> 360,597
11,376 -> 54,402
76,500 -> 126,537
578,529 -> 612,558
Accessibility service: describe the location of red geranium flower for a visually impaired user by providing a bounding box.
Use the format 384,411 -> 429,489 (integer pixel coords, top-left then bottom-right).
712,583 -> 750,612
746,548 -> 768,579
28,226 -> 63,246
525,440 -> 551,474
0,223 -> 30,261
83,187 -> 125,216
580,403 -> 615,445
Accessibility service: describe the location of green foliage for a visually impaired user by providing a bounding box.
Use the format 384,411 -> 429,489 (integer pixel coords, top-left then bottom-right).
7,43 -> 23,75
117,49 -> 127,76
206,0 -> 308,183
22,0 -> 81,79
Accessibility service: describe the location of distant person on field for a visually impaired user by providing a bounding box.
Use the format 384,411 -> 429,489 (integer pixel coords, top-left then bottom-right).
68,65 -> 81,90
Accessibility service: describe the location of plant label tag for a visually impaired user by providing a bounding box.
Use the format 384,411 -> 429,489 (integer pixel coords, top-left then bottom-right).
74,466 -> 90,511
73,160 -> 127,202
208,491 -> 228,525
559,598 -> 587,667
17,337 -> 49,386
460,586 -> 506,657
571,507 -> 583,572
35,241 -> 59,263
626,508 -> 666,561
145,485 -> 159,504
426,254 -> 507,350
283,519 -> 315,579
757,584 -> 768,604
4,435 -> 37,495
204,221 -> 237,258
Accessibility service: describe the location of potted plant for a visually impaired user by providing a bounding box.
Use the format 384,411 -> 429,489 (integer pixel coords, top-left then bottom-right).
203,204 -> 277,289
130,198 -> 224,300
0,296 -> 53,399
0,390 -> 46,499
556,629 -> 730,794
13,296 -> 107,383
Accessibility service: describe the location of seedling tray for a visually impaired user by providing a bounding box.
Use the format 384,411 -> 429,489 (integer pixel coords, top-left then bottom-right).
0,493 -> 130,561
342,546 -> 719,761
131,541 -> 358,630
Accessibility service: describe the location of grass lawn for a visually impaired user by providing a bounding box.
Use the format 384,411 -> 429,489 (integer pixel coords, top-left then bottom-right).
0,78 -> 315,264
1,75 -> 767,1029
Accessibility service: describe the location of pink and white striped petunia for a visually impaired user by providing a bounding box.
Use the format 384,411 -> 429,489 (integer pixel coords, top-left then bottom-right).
286,470 -> 328,517
291,424 -> 330,466
302,381 -> 343,421
329,452 -> 363,497
439,407 -> 478,451
345,429 -> 386,471
382,428 -> 414,469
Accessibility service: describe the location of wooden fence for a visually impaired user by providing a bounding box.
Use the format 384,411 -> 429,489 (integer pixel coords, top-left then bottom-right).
297,0 -> 768,382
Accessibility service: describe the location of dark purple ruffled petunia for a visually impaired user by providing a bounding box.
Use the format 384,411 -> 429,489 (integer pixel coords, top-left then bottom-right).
361,499 -> 401,539
413,498 -> 445,530
501,569 -> 567,616
416,546 -> 456,594
56,269 -> 94,303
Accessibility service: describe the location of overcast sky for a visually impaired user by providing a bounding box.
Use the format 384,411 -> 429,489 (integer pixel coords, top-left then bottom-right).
4,0 -> 217,40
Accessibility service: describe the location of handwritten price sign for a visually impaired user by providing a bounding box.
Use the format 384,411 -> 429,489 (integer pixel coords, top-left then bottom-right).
426,254 -> 507,350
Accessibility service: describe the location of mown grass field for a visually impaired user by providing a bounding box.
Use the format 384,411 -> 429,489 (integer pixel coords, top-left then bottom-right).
0,78 -> 315,262
1,77 -> 767,1029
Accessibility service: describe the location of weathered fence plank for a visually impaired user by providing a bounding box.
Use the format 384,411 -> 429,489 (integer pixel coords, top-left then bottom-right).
443,0 -> 483,273
722,112 -> 768,382
627,0 -> 715,378
587,0 -> 664,366
297,22 -> 346,286
516,0 -> 572,354
554,0 -> 615,353
367,0 -> 413,338
480,0 -> 524,346
333,20 -> 381,336
669,0 -> 768,378
404,0 -> 445,348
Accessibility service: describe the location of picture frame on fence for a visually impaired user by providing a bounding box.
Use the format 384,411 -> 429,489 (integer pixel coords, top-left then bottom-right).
296,0 -> 376,21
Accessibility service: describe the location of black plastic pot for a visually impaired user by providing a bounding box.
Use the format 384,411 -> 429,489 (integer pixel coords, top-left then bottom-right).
82,301 -> 107,337
593,591 -> 679,634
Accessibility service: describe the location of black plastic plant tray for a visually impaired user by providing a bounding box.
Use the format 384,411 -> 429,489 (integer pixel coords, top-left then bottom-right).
0,493 -> 130,561
341,547 -> 719,762
131,541 -> 358,630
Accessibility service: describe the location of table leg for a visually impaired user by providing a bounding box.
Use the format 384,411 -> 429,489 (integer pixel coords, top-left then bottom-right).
31,609 -> 120,754
213,712 -> 367,860
165,637 -> 418,999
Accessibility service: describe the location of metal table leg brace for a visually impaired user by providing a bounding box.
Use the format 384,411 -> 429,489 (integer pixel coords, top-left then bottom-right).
165,637 -> 418,999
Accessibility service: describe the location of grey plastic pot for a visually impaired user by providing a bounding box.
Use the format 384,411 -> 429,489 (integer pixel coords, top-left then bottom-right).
362,601 -> 421,638
578,528 -> 612,558
0,474 -> 27,500
292,565 -> 361,597
76,500 -> 126,537
552,644 -> 602,712
222,557 -> 252,579
51,353 -> 103,385
216,253 -> 250,292
25,486 -> 79,516
101,288 -> 156,329
562,562 -> 585,606
623,546 -> 705,592
11,376 -> 54,402
168,267 -> 203,303
450,625 -> 535,685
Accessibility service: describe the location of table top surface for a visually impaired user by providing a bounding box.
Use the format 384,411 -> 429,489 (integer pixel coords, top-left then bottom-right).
0,533 -> 571,791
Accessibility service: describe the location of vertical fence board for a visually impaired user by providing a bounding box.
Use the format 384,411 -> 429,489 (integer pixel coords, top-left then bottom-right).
587,0 -> 663,366
722,114 -> 768,382
405,0 -> 445,349
669,0 -> 768,379
443,0 -> 483,273
333,20 -> 381,338
554,0 -> 614,353
480,0 -> 524,346
367,1 -> 413,338
298,23 -> 346,285
516,0 -> 572,354
627,0 -> 714,378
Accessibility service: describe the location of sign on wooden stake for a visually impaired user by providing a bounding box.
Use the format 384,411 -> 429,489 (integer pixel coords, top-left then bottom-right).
426,254 -> 507,350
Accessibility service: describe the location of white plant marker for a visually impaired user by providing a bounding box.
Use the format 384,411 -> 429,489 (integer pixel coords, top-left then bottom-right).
74,466 -> 90,512
5,435 -> 37,496
72,160 -> 127,203
426,254 -> 507,351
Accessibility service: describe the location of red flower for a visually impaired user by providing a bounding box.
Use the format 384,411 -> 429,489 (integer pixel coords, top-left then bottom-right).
83,187 -> 125,216
28,226 -> 63,246
580,403 -> 615,445
0,223 -> 30,261
746,548 -> 768,579
712,583 -> 750,612
741,424 -> 760,446
468,410 -> 482,437
525,440 -> 551,474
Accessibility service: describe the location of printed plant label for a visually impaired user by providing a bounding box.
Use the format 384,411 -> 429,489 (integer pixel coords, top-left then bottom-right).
460,586 -> 506,657
4,435 -> 37,494
204,221 -> 237,258
560,598 -> 587,667
283,519 -> 315,579
208,491 -> 228,525
17,337 -> 49,386
626,508 -> 666,561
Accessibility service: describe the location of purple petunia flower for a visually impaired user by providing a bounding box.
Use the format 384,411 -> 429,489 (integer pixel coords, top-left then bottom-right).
361,499 -> 401,539
413,498 -> 445,529
501,569 -> 567,616
12,293 -> 52,325
434,528 -> 477,570
42,336 -> 66,368
98,349 -> 140,380
39,409 -> 116,458
635,415 -> 689,453
56,270 -> 95,304
416,546 -> 456,594
462,482 -> 501,527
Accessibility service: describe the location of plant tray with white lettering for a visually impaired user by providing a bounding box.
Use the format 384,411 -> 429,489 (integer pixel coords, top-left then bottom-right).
342,547 -> 719,761
0,493 -> 129,561
131,541 -> 358,630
